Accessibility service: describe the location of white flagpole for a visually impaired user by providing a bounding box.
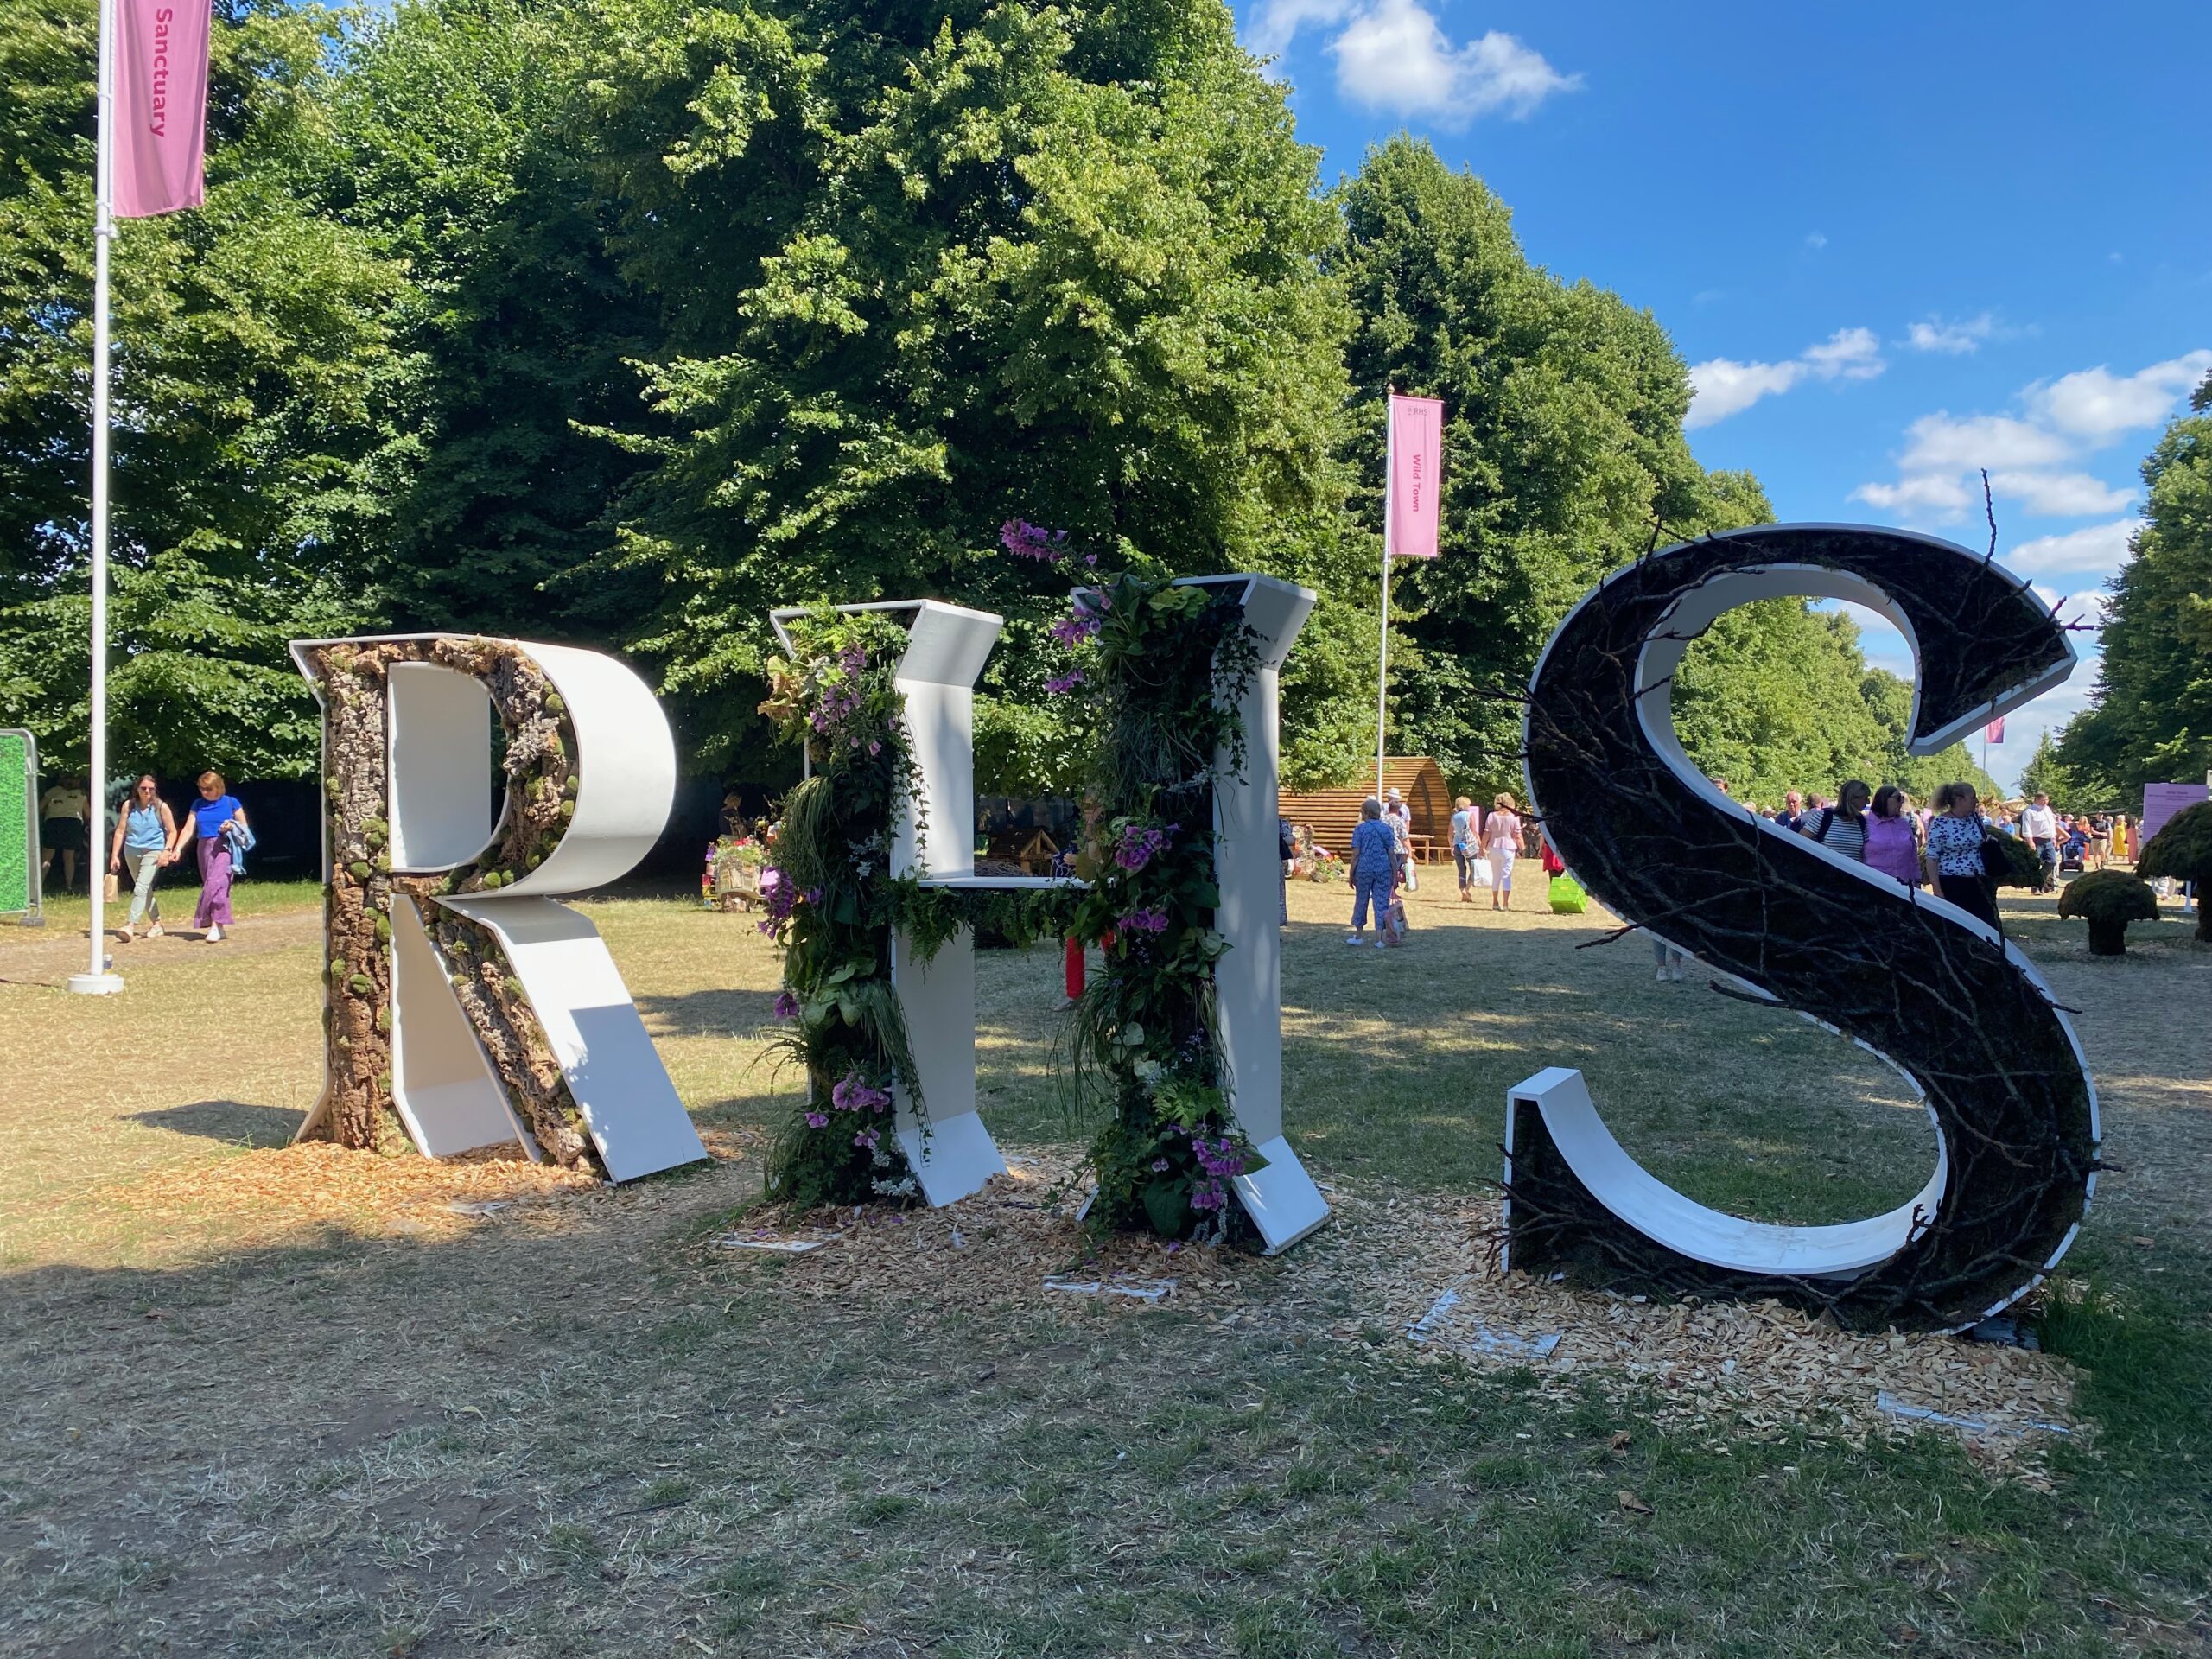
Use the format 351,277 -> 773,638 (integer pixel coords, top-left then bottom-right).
1376,394 -> 1393,803
71,0 -> 124,994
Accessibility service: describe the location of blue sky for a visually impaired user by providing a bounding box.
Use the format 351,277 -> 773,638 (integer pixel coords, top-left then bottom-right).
1236,0 -> 2212,791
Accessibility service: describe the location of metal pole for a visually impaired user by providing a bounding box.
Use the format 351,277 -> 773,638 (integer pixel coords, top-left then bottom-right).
71,0 -> 124,994
1376,395 -> 1394,803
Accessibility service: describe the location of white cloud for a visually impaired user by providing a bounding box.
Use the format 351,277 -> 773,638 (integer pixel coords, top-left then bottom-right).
1804,232 -> 1827,251
1852,348 -> 2207,530
1987,469 -> 2134,518
1686,327 -> 1885,429
1244,0 -> 1355,59
1897,413 -> 2072,474
1850,474 -> 1975,517
1904,313 -> 1994,354
1327,3 -> 1580,122
1684,358 -> 1803,429
1802,326 -> 1885,380
2005,518 -> 2137,578
2025,350 -> 2212,443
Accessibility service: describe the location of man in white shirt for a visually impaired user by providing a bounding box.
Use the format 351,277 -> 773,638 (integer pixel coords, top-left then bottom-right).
2020,793 -> 2060,890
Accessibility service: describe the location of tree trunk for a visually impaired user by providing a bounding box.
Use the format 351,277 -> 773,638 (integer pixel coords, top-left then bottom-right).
2087,918 -> 2126,957
2198,904 -> 2211,944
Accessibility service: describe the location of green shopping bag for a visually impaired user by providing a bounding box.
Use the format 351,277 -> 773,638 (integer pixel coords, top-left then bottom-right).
1548,874 -> 1587,915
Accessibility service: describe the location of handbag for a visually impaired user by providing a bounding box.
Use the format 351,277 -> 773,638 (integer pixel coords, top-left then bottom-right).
104,872 -> 121,903
1548,874 -> 1587,914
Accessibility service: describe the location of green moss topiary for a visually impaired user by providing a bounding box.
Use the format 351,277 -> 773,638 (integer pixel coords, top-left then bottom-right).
1984,830 -> 2045,890
2137,803 -> 2212,943
2056,869 -> 2161,956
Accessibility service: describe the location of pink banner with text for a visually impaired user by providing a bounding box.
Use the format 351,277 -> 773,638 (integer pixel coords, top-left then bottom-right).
1387,393 -> 1443,559
113,0 -> 210,219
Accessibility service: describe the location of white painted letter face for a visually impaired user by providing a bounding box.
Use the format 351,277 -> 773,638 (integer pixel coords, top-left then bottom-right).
778,579 -> 1331,1251
293,634 -> 705,1182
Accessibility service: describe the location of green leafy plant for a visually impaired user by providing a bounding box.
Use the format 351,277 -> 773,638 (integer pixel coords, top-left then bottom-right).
1022,537 -> 1268,1243
2056,869 -> 2162,956
757,608 -> 930,1207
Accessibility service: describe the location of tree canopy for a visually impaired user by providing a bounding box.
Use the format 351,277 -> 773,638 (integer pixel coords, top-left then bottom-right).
1675,601 -> 1996,807
0,0 -> 1942,810
0,0 -> 410,779
2054,372 -> 2212,804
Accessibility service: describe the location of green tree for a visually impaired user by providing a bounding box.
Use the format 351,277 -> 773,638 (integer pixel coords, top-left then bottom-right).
2016,729 -> 2075,804
0,0 -> 411,779
1671,607 -> 1996,808
321,0 -> 661,642
1330,136 -> 1746,797
2055,372 -> 2212,801
1674,601 -> 1879,805
1856,667 -> 1999,804
565,0 -> 1369,788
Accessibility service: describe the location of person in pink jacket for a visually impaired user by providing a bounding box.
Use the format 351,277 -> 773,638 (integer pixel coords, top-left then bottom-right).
1862,785 -> 1923,888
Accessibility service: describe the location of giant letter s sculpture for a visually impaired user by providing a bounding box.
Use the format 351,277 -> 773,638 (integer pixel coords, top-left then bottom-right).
1510,526 -> 2097,1330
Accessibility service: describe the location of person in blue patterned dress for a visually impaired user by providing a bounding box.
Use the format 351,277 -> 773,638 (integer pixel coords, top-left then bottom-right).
1344,797 -> 1398,948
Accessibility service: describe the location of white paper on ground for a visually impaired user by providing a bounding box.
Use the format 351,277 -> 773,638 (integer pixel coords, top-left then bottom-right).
715,1236 -> 836,1254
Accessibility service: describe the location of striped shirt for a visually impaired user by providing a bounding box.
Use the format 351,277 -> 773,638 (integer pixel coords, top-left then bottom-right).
1799,806 -> 1867,861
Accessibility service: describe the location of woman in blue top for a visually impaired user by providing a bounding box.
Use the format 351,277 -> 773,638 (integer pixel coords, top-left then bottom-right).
1344,796 -> 1398,948
164,770 -> 248,943
105,773 -> 177,943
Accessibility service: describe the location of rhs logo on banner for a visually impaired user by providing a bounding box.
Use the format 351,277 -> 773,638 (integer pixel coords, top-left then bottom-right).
1386,392 -> 1444,559
114,0 -> 211,219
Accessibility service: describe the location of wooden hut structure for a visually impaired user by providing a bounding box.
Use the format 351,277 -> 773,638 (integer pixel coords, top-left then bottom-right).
1281,757 -> 1452,861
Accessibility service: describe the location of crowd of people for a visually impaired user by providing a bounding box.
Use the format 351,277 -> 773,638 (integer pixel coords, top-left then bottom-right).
33,770 -> 251,944
1312,773 -> 2148,955
1732,780 -> 2135,906
1334,787 -> 1543,948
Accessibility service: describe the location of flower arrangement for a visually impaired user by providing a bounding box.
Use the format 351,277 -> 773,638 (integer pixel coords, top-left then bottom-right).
757,607 -> 929,1207
714,834 -> 769,874
1023,537 -> 1268,1244
1295,846 -> 1345,884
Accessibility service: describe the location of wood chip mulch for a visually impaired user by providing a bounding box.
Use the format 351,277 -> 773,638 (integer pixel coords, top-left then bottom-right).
707,1149 -> 2082,1466
103,1136 -> 2080,1465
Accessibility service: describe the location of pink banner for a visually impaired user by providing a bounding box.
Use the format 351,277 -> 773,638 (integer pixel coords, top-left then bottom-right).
1984,716 -> 2005,743
112,0 -> 210,219
1387,393 -> 1444,558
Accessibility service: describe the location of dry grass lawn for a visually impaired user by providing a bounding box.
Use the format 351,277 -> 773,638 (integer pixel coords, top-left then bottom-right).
1,871 -> 2207,1656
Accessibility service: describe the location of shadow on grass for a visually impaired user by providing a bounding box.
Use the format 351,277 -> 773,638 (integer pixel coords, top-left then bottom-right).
1,1201 -> 2207,1659
634,986 -> 784,1038
125,1099 -> 305,1147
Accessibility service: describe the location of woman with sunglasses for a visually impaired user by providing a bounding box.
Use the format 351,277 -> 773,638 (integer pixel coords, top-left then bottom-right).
163,771 -> 249,943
